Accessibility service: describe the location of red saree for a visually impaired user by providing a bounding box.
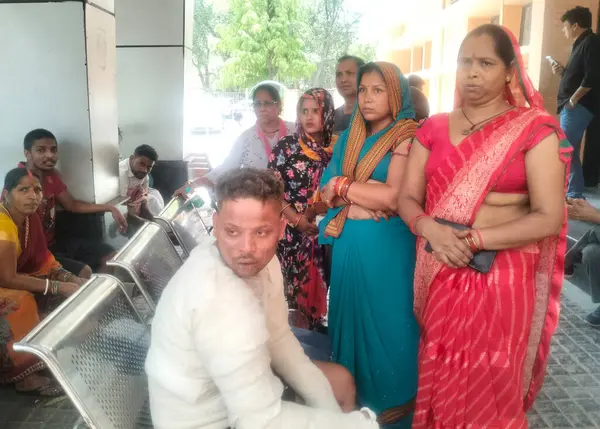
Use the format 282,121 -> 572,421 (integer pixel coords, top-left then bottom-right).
412,27 -> 571,428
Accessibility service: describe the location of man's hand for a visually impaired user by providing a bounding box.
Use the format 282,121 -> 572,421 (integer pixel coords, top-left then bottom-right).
567,198 -> 598,222
173,181 -> 197,198
111,207 -> 128,232
552,62 -> 565,76
313,361 -> 356,412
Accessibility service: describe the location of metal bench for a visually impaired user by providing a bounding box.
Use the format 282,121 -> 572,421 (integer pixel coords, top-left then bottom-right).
107,222 -> 183,312
154,196 -> 214,258
14,275 -> 153,429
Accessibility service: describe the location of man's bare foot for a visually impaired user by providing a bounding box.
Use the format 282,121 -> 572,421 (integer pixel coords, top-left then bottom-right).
14,374 -> 63,397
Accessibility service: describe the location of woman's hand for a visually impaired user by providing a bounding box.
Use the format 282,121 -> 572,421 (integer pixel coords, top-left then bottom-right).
419,218 -> 473,268
71,276 -> 87,287
348,205 -> 390,222
321,177 -> 340,207
59,282 -> 80,296
294,215 -> 319,236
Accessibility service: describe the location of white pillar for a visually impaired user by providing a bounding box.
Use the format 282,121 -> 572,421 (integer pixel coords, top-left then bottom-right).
0,0 -> 120,203
115,0 -> 194,161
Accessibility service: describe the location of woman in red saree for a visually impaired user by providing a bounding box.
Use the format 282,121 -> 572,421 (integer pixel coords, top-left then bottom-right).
398,25 -> 571,428
1,168 -> 86,395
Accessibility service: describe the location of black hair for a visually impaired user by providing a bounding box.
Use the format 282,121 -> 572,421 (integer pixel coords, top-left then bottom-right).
337,55 -> 366,69
23,128 -> 56,152
133,144 -> 159,162
215,168 -> 283,210
462,24 -> 515,68
252,84 -> 281,104
2,168 -> 41,200
408,75 -> 425,88
561,6 -> 592,29
358,62 -> 384,80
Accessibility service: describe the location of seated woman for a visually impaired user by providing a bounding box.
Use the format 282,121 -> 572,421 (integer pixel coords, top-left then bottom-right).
268,88 -> 336,331
0,168 -> 87,396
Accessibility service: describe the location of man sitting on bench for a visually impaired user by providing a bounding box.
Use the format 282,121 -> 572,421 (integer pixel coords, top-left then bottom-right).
19,129 -> 127,274
566,197 -> 600,326
146,168 -> 378,429
119,144 -> 158,237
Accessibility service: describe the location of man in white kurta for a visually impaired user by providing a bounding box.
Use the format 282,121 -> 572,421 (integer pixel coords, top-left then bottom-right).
145,168 -> 378,429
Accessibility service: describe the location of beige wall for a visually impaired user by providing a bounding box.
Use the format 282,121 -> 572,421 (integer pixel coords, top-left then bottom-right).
380,0 -> 598,115
529,0 -> 598,115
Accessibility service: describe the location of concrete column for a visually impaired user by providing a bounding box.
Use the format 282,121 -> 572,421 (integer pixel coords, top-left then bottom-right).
0,0 -> 119,203
115,0 -> 194,161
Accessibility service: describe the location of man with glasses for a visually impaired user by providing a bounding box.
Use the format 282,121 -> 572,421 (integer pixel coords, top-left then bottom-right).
175,83 -> 295,196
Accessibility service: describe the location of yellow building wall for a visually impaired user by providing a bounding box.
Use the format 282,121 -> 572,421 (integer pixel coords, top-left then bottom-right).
380,0 -> 599,115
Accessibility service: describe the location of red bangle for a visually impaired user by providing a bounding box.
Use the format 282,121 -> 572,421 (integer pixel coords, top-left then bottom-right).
464,234 -> 479,252
474,229 -> 484,250
409,214 -> 428,235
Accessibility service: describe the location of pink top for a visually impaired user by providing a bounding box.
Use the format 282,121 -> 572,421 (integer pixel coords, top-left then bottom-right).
415,113 -> 556,194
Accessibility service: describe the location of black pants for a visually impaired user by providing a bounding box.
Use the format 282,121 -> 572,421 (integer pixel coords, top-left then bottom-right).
581,227 -> 600,304
50,239 -> 115,272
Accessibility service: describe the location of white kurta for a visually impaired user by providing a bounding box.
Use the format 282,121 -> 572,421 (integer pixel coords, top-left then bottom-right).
145,237 -> 378,429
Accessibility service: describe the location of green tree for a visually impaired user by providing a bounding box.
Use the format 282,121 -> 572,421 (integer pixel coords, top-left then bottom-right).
306,0 -> 360,88
348,43 -> 377,63
191,0 -> 222,89
216,0 -> 315,90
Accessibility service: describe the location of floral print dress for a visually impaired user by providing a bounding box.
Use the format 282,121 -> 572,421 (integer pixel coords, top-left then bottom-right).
268,135 -> 330,329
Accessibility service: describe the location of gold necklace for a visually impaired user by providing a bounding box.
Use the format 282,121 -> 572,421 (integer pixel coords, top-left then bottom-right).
0,203 -> 29,249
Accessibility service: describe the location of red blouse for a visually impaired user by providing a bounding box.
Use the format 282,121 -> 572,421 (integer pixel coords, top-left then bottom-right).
415,113 -> 558,194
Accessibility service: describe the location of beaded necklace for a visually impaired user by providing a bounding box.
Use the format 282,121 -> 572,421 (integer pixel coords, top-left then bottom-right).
0,203 -> 29,249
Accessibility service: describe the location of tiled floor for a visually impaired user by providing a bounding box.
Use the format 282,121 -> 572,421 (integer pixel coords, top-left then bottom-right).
1,290 -> 599,428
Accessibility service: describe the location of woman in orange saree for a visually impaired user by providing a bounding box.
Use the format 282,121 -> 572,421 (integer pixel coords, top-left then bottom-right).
398,25 -> 571,428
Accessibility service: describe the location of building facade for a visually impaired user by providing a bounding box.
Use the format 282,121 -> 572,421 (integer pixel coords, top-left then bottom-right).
380,0 -> 598,115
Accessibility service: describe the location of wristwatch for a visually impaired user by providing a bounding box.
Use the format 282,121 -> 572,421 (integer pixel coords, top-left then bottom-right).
569,98 -> 577,108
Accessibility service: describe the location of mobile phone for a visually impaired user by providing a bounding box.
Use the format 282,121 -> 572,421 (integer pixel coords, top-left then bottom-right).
545,56 -> 558,66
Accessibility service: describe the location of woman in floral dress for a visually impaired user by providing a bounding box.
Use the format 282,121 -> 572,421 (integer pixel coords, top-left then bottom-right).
268,88 -> 335,330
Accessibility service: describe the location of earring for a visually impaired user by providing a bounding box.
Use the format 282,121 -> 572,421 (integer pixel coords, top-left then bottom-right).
506,77 -> 512,84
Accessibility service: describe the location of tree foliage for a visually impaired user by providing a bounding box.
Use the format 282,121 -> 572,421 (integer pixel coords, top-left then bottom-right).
348,43 -> 377,63
305,0 -> 357,88
216,0 -> 316,90
191,0 -> 222,89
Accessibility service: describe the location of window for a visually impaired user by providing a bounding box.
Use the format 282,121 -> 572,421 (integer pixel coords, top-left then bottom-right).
519,3 -> 532,46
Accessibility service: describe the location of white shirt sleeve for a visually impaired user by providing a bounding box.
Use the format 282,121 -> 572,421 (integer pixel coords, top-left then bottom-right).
263,258 -> 340,411
118,158 -> 129,198
205,133 -> 246,184
192,258 -> 378,429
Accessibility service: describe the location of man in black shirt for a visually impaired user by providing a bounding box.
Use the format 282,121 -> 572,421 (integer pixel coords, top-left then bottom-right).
552,6 -> 600,198
333,55 -> 365,135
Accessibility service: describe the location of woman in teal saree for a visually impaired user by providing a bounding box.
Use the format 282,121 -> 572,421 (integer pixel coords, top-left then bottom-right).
319,62 -> 419,427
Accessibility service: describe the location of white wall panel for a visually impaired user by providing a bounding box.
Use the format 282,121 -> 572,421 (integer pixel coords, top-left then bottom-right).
86,4 -> 120,204
89,0 -> 115,13
116,0 -> 184,46
117,47 -> 185,160
0,3 -> 93,200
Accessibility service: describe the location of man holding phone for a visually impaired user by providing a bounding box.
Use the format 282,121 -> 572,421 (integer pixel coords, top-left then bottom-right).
551,6 -> 600,198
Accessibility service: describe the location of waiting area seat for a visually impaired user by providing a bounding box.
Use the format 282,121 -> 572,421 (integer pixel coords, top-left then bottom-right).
154,196 -> 214,257
14,275 -> 153,429
107,222 -> 183,311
